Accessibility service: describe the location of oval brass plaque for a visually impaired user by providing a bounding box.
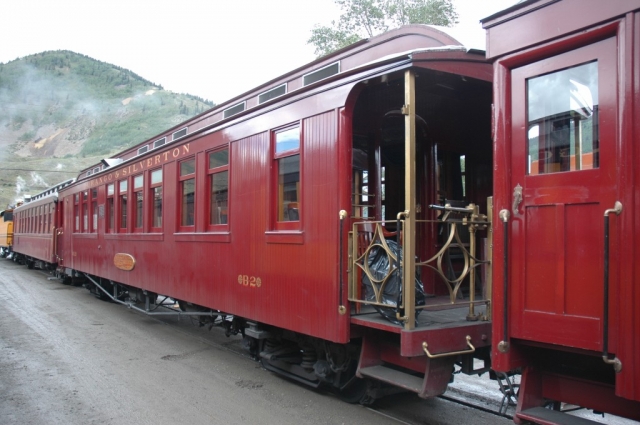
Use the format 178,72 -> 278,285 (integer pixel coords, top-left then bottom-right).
114,253 -> 136,271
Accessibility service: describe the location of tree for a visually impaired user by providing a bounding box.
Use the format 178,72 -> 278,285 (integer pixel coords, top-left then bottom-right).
308,0 -> 458,57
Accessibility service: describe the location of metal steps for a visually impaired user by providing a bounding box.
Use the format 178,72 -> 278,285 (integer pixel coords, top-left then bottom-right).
359,365 -> 424,393
517,407 -> 604,425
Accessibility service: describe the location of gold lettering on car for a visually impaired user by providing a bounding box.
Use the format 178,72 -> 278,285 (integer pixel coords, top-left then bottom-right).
88,143 -> 191,188
237,275 -> 262,288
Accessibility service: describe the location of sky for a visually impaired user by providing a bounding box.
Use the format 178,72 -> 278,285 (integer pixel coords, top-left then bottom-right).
0,0 -> 517,105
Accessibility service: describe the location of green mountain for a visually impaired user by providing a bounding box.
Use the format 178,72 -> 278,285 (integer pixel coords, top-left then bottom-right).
0,50 -> 214,208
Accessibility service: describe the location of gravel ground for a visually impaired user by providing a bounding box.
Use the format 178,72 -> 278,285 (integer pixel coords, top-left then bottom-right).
0,259 -> 549,424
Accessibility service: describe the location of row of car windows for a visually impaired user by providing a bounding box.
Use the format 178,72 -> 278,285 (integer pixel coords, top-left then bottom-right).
18,124 -> 302,236
79,148 -> 229,233
71,147 -> 231,234
14,204 -> 55,234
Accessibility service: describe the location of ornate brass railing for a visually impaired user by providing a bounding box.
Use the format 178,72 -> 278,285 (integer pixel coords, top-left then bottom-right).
416,202 -> 492,321
348,220 -> 402,308
347,199 -> 493,324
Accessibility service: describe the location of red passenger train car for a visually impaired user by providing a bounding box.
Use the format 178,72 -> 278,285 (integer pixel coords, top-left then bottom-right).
21,25 -> 496,402
9,1 -> 640,423
12,179 -> 74,269
484,0 -> 640,423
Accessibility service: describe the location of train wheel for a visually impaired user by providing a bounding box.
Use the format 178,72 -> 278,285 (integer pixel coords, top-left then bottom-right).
27,260 -> 35,269
337,376 -> 375,405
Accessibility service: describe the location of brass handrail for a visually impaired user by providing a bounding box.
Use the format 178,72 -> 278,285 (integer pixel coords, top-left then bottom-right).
422,335 -> 475,359
602,201 -> 622,373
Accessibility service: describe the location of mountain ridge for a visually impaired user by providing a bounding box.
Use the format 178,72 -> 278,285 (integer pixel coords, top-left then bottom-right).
0,50 -> 214,208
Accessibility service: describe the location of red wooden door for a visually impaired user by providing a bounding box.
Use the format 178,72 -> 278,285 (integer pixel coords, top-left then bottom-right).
509,37 -> 618,351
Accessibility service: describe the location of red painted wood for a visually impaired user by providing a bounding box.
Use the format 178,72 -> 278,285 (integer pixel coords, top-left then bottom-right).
13,196 -> 58,264
482,0 -> 640,60
487,0 -> 640,414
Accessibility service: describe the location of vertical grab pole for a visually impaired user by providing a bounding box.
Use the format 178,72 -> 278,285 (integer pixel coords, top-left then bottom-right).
402,69 -> 417,330
395,213 -> 405,320
338,210 -> 347,315
602,201 -> 622,372
497,209 -> 510,353
467,204 -> 478,321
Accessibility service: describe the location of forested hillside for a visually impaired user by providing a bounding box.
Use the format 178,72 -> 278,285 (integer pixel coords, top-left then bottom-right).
0,50 -> 214,208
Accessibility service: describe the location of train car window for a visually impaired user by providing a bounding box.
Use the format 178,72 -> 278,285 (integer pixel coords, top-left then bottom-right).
74,193 -> 80,232
91,189 -> 98,232
134,175 -> 144,231
82,191 -> 89,232
208,148 -> 229,227
179,159 -> 196,229
44,204 -> 49,234
150,169 -> 163,230
107,184 -> 115,232
527,61 -> 599,175
119,180 -> 128,232
274,126 -> 301,224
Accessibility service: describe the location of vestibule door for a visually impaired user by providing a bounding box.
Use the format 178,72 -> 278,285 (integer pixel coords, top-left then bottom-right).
509,37 -> 618,351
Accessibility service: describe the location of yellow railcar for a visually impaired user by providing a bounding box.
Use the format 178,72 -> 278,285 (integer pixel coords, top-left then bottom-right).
0,209 -> 13,257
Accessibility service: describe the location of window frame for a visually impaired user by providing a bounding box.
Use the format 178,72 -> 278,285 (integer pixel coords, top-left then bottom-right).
133,174 -> 144,233
118,178 -> 129,233
149,168 -> 163,232
106,183 -> 115,233
74,193 -> 80,233
271,124 -> 302,232
525,60 -> 599,175
206,147 -> 230,231
82,190 -> 89,233
91,188 -> 98,233
178,157 -> 196,231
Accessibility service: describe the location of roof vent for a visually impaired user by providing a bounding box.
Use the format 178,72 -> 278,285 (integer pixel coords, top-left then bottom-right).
172,127 -> 188,141
223,102 -> 245,119
153,137 -> 166,149
258,84 -> 287,104
101,158 -> 123,168
137,146 -> 149,155
303,62 -> 340,86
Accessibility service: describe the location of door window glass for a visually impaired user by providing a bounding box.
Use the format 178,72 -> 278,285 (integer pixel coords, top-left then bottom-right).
527,61 -> 599,175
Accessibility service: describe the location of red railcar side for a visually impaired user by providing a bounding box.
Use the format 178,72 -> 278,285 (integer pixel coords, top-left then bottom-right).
484,0 -> 640,422
13,194 -> 59,268
50,25 -> 496,402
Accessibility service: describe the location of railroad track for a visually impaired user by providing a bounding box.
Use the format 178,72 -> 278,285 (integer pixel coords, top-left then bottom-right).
140,302 -> 516,425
